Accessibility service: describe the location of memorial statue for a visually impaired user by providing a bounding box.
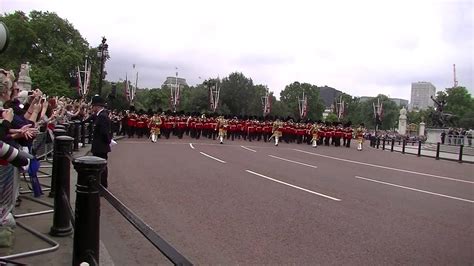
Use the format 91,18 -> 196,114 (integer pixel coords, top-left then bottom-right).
17,62 -> 32,91
398,106 -> 407,135
430,96 -> 455,128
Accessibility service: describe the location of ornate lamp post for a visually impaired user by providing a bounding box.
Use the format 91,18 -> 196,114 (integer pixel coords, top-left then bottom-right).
97,37 -> 109,96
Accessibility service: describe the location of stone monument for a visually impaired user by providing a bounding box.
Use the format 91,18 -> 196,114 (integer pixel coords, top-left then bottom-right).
17,62 -> 32,91
419,121 -> 426,136
398,106 -> 407,135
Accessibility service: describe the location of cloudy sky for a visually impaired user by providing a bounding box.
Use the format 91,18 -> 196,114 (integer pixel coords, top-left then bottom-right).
2,0 -> 473,101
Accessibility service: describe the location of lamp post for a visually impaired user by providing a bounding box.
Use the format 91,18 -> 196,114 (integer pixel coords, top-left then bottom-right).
97,37 -> 109,96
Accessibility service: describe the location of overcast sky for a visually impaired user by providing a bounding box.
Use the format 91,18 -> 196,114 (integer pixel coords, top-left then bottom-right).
2,0 -> 473,101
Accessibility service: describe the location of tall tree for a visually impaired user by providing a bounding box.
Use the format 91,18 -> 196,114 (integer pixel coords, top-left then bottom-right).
280,82 -> 324,121
0,11 -> 92,97
220,72 -> 254,116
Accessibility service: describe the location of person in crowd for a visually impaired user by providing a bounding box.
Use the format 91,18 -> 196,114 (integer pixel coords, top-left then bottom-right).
467,128 -> 472,147
89,95 -> 112,189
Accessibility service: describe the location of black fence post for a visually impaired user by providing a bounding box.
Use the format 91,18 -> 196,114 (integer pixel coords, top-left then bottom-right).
436,142 -> 440,160
73,120 -> 80,152
49,129 -> 67,198
72,156 -> 106,266
376,138 -> 380,149
391,139 -> 395,152
382,138 -> 386,150
458,145 -> 464,163
49,136 -> 74,237
417,141 -> 422,157
402,140 -> 406,154
81,122 -> 86,147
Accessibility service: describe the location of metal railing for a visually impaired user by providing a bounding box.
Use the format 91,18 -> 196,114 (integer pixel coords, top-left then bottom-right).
371,137 -> 473,163
33,128 -> 192,265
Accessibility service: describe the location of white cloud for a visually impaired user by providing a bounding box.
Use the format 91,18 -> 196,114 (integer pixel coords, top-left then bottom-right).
2,0 -> 473,101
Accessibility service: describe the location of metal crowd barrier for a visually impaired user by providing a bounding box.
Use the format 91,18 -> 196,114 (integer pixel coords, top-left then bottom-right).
373,137 -> 473,163
42,132 -> 191,265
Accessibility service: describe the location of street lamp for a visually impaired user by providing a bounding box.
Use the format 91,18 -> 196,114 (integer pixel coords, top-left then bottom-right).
97,37 -> 109,96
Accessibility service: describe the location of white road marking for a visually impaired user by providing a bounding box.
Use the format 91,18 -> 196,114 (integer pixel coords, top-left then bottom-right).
294,149 -> 474,184
199,152 -> 226,163
355,176 -> 474,204
246,170 -> 341,201
240,145 -> 257,152
269,155 -> 318,169
189,143 -> 195,149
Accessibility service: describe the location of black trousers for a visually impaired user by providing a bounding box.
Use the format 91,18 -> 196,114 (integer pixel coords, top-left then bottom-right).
92,152 -> 108,188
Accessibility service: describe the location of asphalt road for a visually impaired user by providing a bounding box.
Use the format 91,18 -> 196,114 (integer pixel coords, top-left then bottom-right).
101,137 -> 474,265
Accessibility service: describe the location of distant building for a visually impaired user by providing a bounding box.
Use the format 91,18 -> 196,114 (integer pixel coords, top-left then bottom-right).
390,98 -> 409,108
410,82 -> 436,110
358,96 -> 409,107
162,77 -> 188,87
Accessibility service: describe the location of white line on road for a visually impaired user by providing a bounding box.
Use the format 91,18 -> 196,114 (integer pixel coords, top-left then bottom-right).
189,143 -> 195,149
294,149 -> 474,184
246,170 -> 341,201
200,152 -> 226,163
355,176 -> 474,204
240,145 -> 257,152
269,155 -> 318,169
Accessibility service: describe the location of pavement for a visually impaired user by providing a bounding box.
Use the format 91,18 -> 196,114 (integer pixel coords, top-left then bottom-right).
0,140 -> 116,265
103,137 -> 473,264
0,136 -> 474,265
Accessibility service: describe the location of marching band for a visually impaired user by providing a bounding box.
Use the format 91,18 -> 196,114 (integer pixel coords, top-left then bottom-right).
110,111 -> 367,150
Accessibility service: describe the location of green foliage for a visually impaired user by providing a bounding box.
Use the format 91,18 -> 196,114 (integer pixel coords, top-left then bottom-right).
444,87 -> 473,118
426,86 -> 474,128
280,82 -> 324,121
0,11 -> 92,97
219,72 -> 255,116
325,113 -> 338,123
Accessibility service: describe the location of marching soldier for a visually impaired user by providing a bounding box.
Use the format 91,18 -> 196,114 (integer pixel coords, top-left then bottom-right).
216,116 -> 228,144
334,123 -> 343,147
270,118 -> 283,146
309,122 -> 320,148
343,122 -> 353,148
356,123 -> 366,151
148,113 -> 162,142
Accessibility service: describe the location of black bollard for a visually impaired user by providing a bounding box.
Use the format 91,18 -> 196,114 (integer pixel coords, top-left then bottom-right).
55,125 -> 65,131
73,120 -> 80,152
391,139 -> 395,152
61,123 -> 70,136
458,145 -> 464,163
402,140 -> 406,154
68,122 -> 75,138
382,138 -> 386,150
80,122 -> 86,147
49,136 -> 74,237
72,156 -> 106,266
376,138 -> 380,149
53,129 -> 67,137
417,141 -> 422,157
435,142 -> 440,160
49,129 -> 68,198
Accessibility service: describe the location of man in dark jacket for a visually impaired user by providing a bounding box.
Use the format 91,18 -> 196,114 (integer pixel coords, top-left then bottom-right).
90,95 -> 111,188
